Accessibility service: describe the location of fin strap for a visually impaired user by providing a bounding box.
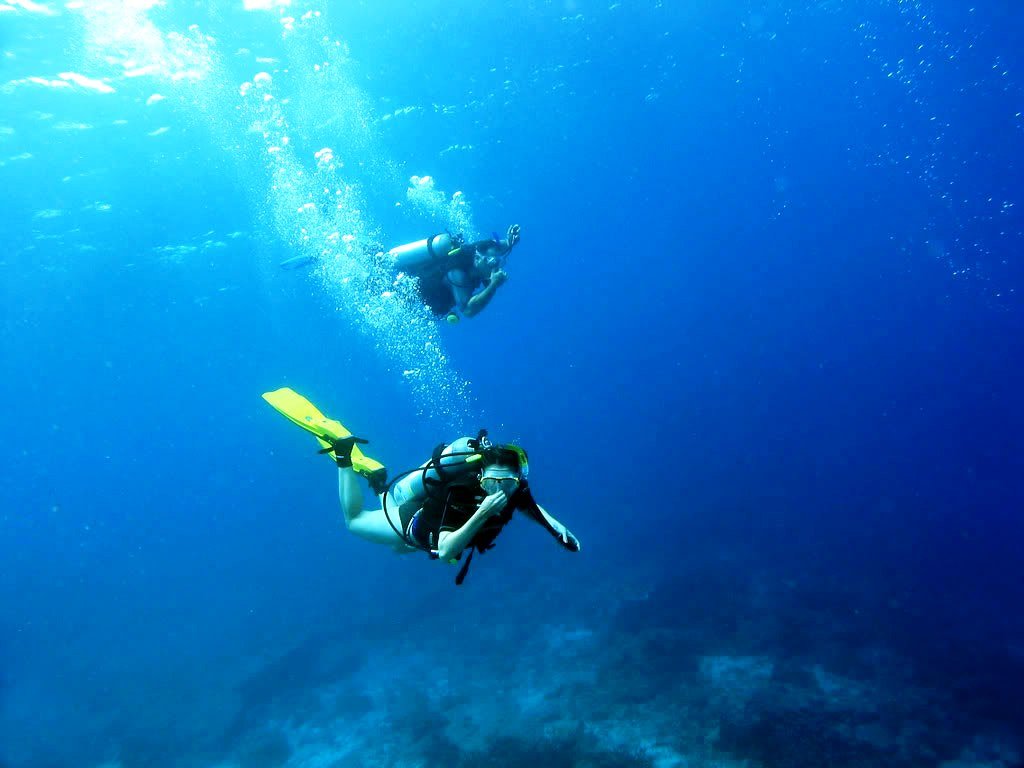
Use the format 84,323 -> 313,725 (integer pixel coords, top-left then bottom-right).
318,435 -> 370,467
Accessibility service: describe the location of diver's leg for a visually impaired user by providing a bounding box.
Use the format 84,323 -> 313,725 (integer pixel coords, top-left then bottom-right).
336,469 -> 414,552
347,508 -> 416,553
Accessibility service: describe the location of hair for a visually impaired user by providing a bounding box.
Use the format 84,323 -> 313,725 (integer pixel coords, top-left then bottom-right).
482,461 -> 518,474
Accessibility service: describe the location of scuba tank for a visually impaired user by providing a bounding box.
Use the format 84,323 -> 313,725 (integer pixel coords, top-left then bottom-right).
388,233 -> 463,273
387,436 -> 481,511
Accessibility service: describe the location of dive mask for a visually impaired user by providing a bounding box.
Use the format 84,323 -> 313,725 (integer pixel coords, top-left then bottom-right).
480,474 -> 520,496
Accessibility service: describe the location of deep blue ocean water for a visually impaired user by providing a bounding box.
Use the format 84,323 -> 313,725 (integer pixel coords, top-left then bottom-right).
1,1 -> 1022,767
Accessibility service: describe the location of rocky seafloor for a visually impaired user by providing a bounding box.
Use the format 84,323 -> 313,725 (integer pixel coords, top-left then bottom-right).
147,559 -> 1024,768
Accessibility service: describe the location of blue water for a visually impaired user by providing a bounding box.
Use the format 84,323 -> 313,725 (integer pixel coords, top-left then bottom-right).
2,1 -> 1023,766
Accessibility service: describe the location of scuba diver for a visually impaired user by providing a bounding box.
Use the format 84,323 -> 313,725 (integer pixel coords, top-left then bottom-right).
262,387 -> 580,585
388,224 -> 521,323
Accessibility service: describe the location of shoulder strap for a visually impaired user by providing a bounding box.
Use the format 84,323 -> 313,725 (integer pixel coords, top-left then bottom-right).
454,547 -> 475,586
426,234 -> 443,262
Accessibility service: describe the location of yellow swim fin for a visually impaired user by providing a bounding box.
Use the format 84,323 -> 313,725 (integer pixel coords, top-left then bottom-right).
261,387 -> 386,480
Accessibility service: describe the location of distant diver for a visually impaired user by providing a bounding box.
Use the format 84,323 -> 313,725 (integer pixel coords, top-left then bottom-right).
279,254 -> 318,270
388,224 -> 520,323
277,236 -> 383,271
262,386 -> 580,586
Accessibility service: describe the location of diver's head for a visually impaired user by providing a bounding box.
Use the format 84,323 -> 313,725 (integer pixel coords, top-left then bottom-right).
480,462 -> 520,496
478,443 -> 529,495
474,244 -> 504,274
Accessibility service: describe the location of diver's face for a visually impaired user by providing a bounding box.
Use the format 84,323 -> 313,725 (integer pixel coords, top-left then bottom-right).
480,463 -> 519,496
475,248 -> 501,273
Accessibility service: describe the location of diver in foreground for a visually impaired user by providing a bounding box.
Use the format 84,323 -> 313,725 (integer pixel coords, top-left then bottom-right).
388,224 -> 520,323
262,386 -> 580,585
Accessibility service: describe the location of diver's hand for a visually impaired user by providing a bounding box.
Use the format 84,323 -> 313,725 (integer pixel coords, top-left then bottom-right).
551,521 -> 581,552
489,269 -> 508,287
477,490 -> 509,518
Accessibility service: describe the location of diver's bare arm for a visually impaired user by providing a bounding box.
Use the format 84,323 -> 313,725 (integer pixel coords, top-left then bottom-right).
462,277 -> 502,317
449,269 -> 473,314
436,493 -> 505,560
531,504 -> 582,552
